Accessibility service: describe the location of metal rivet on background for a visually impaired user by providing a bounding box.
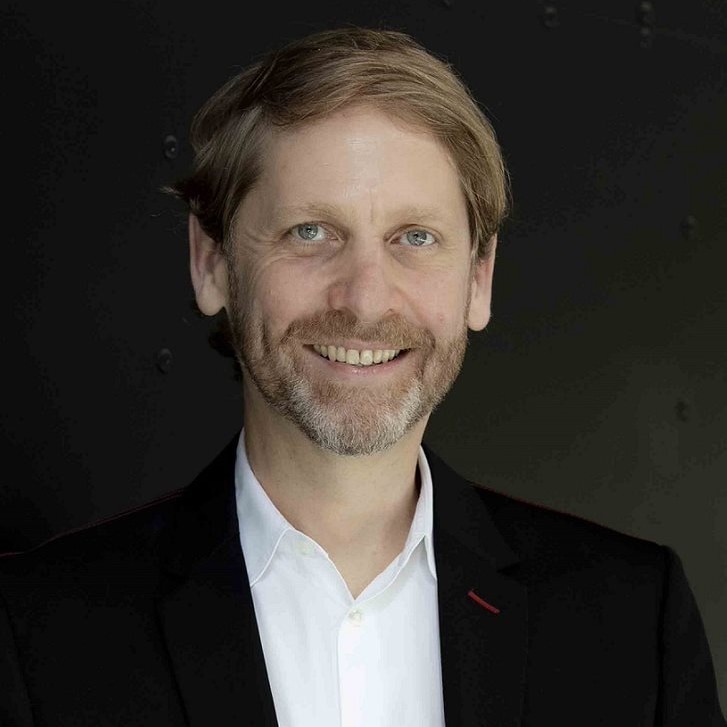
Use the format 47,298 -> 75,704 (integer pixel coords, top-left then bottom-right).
156,348 -> 173,374
163,135 -> 178,160
541,4 -> 559,29
675,398 -> 690,423
639,25 -> 653,49
680,215 -> 698,241
637,1 -> 654,26
637,1 -> 654,47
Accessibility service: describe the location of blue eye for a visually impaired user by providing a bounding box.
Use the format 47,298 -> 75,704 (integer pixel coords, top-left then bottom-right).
291,223 -> 326,242
402,229 -> 435,247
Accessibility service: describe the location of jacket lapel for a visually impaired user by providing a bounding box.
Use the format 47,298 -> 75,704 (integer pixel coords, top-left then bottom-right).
426,445 -> 528,727
156,430 -> 279,727
155,431 -> 526,727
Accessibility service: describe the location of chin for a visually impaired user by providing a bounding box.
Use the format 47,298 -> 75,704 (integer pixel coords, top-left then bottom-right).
278,380 -> 428,457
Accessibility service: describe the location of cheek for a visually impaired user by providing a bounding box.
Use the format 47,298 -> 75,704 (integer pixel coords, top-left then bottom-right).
253,264 -> 322,327
410,273 -> 468,330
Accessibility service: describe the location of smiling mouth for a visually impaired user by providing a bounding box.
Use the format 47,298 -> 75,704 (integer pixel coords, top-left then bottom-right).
310,344 -> 408,367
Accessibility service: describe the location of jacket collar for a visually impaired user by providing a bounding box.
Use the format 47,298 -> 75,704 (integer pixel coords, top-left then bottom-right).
157,431 -> 278,726
425,444 -> 528,726
157,429 -> 527,727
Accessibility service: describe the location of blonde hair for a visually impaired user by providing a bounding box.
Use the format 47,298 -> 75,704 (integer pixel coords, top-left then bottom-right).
168,25 -> 510,261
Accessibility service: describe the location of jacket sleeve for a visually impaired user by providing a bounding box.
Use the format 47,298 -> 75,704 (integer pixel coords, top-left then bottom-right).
657,546 -> 726,726
0,589 -> 35,727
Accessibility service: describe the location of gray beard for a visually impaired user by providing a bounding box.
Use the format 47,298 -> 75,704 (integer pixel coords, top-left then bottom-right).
226,264 -> 469,457
251,357 -> 429,456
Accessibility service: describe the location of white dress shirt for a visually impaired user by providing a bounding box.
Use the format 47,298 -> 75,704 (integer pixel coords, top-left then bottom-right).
234,429 -> 446,727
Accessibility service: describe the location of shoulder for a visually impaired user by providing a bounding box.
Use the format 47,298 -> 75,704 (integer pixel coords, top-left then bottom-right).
0,488 -> 185,603
0,430 -> 240,589
425,443 -> 666,571
470,480 -> 669,583
424,443 -> 671,602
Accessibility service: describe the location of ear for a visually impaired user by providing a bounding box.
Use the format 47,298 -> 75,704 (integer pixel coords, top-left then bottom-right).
467,234 -> 497,332
188,213 -> 229,316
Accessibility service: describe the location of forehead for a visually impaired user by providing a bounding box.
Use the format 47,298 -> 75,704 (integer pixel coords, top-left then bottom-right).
245,105 -> 468,227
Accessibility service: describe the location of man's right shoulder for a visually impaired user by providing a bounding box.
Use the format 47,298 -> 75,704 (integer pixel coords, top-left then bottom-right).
1,429 -> 241,611
0,488 -> 186,591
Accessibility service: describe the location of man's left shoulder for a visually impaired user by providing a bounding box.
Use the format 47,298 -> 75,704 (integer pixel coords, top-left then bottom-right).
469,479 -> 669,580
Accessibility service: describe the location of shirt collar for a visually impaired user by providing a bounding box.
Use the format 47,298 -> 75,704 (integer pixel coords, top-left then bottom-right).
234,428 -> 437,586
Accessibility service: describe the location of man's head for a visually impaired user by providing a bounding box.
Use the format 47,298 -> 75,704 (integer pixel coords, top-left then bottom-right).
169,27 -> 510,456
171,26 -> 508,261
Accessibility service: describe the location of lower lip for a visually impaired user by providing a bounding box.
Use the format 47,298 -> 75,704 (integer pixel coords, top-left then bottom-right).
306,347 -> 411,377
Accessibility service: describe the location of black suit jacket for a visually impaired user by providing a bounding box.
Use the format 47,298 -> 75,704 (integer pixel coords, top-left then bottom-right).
0,429 -> 724,726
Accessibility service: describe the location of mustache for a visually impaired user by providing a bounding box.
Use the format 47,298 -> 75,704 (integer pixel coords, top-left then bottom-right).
280,309 -> 435,350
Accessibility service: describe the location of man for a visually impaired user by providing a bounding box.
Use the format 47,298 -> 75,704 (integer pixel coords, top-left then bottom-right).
0,26 -> 724,727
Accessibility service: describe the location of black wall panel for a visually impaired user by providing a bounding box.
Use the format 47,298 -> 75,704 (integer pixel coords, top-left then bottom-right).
1,0 -> 725,703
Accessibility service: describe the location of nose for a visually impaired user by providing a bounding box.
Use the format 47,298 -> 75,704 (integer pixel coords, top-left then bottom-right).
326,239 -> 403,325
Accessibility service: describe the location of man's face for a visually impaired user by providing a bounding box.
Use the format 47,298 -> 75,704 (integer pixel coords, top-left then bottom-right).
196,104 -> 495,456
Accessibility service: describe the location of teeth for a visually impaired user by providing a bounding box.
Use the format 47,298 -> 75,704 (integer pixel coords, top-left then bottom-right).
312,345 -> 404,366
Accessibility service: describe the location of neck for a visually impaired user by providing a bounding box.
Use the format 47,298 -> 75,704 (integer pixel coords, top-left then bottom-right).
241,383 -> 427,571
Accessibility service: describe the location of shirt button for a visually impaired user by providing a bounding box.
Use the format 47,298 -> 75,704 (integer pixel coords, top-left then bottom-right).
348,609 -> 363,625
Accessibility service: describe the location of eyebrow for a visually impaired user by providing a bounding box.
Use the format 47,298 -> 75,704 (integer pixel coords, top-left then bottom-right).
272,202 -> 448,225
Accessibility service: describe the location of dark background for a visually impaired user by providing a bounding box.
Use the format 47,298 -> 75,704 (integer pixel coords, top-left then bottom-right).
1,0 -> 725,704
